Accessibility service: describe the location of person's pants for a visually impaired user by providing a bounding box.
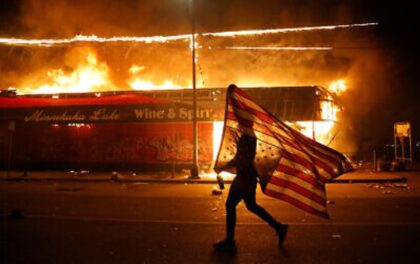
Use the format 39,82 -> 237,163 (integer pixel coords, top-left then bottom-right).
225,180 -> 279,240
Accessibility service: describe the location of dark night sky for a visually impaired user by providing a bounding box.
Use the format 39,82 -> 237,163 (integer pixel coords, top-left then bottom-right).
0,0 -> 419,149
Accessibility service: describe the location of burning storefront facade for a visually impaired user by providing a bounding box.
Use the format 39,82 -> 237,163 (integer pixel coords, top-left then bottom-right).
0,85 -> 339,172
0,92 -> 213,171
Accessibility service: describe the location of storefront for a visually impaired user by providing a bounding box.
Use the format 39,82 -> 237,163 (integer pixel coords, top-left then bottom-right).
0,93 -> 214,171
0,86 -> 337,171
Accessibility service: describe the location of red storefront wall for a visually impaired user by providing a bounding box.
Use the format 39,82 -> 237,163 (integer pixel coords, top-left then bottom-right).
1,122 -> 213,170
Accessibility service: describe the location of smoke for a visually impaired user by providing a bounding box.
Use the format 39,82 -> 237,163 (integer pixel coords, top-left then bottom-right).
17,0 -> 190,37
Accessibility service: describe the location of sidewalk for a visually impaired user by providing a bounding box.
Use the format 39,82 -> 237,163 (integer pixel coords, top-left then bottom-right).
0,169 -> 408,184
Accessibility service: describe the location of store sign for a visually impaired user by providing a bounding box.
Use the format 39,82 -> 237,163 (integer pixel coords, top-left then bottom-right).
394,122 -> 411,137
18,104 -> 217,123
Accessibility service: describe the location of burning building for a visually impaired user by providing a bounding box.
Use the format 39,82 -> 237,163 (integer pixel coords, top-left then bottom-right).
0,84 -> 339,172
0,22 -> 367,172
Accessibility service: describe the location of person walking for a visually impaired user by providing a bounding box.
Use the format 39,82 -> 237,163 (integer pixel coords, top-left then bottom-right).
213,133 -> 288,251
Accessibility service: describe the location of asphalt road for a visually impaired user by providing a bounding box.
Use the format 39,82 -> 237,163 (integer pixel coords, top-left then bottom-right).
1,173 -> 420,263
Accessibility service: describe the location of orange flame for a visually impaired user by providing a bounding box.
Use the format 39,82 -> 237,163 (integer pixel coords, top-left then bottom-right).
0,23 -> 378,47
284,79 -> 347,145
328,79 -> 347,95
12,50 -> 188,94
321,96 -> 338,121
288,121 -> 335,145
128,65 -> 184,91
0,34 -> 190,47
16,49 -> 115,95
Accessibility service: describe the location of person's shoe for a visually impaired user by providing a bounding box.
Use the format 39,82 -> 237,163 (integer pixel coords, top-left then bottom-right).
276,224 -> 288,245
213,239 -> 237,252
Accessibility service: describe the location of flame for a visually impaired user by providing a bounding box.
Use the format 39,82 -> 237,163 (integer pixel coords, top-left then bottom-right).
202,22 -> 378,38
328,79 -> 347,95
289,121 -> 335,145
16,49 -> 115,94
12,50 -> 189,94
0,34 -> 190,47
219,46 -> 333,51
282,79 -> 347,145
216,81 -> 346,148
0,23 -> 378,47
212,121 -> 224,161
128,65 -> 183,91
321,96 -> 338,121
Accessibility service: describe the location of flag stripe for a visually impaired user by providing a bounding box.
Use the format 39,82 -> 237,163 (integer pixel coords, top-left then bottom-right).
271,171 -> 325,200
280,150 -> 329,183
228,104 -> 293,141
278,158 -> 319,180
264,182 -> 327,211
278,120 -> 350,165
268,176 -> 326,205
264,188 -> 328,218
229,97 -> 280,130
275,164 -> 325,190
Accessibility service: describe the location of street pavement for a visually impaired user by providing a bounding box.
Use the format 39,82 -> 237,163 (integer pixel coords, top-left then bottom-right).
0,170 -> 419,263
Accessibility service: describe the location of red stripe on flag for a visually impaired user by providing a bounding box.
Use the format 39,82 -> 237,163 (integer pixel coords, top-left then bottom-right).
264,188 -> 328,218
229,98 -> 279,128
280,150 -> 328,182
227,111 -> 277,138
276,164 -> 324,190
268,176 -> 326,206
280,146 -> 336,179
280,121 -> 351,166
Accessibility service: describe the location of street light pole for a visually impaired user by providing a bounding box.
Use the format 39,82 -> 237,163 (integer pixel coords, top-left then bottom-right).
189,0 -> 200,178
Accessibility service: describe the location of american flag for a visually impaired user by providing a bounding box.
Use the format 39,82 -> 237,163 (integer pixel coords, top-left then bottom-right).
214,85 -> 353,218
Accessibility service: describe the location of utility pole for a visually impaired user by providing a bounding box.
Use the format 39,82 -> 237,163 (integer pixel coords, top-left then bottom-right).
189,0 -> 200,178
